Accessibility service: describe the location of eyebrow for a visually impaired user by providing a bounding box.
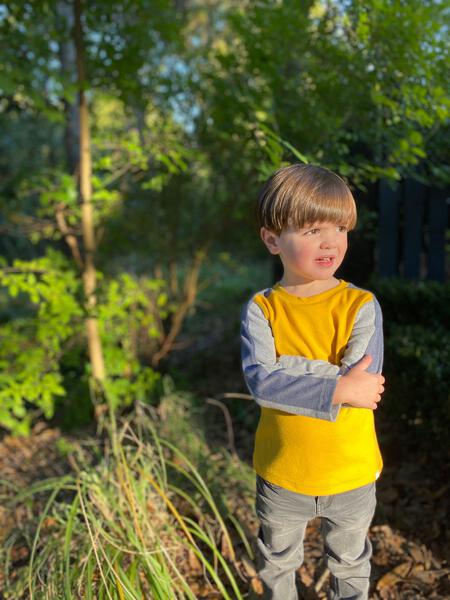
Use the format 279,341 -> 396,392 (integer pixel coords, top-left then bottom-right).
302,223 -> 346,228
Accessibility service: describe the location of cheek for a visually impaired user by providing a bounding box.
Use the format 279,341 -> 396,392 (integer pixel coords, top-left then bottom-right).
337,235 -> 348,255
288,243 -> 309,262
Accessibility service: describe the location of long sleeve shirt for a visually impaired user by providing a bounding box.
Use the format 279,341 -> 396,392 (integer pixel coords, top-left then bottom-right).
240,279 -> 384,495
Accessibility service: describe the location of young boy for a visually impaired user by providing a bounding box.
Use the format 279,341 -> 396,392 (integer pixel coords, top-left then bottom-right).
240,163 -> 385,600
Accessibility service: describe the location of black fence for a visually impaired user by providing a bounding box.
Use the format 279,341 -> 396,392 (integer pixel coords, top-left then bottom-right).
378,179 -> 448,282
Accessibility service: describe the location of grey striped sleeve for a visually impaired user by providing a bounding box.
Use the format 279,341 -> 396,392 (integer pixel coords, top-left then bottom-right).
240,299 -> 341,421
240,292 -> 384,420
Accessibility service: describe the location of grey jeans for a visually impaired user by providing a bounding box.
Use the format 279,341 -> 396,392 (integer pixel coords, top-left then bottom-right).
255,476 -> 377,600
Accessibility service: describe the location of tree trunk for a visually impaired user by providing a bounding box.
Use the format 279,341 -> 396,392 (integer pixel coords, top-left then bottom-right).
73,0 -> 106,384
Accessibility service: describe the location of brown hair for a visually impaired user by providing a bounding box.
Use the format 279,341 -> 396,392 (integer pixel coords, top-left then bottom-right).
257,163 -> 357,234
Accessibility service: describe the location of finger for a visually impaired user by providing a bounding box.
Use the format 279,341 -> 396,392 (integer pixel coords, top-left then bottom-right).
379,375 -> 385,384
379,385 -> 385,393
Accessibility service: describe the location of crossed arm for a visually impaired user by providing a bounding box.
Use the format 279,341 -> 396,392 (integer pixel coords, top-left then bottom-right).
240,295 -> 385,422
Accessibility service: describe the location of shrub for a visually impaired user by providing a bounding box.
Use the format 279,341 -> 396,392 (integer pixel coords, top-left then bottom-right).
0,250 -> 167,434
370,278 -> 450,444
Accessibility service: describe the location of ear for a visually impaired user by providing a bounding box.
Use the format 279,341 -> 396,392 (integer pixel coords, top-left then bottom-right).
260,227 -> 281,255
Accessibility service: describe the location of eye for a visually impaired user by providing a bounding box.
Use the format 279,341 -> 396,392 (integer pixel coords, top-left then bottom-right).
337,225 -> 348,232
304,228 -> 320,235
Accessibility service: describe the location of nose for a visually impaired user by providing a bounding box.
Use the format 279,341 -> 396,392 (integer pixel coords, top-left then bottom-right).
320,229 -> 338,247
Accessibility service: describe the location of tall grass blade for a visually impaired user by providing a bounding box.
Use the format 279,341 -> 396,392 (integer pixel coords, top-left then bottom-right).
28,477 -> 69,599
227,511 -> 254,560
64,494 -> 80,597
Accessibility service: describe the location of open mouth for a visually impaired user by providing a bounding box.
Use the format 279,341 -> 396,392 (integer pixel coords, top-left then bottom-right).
315,256 -> 335,266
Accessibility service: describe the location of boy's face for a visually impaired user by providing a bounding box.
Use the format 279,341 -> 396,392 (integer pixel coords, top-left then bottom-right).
261,221 -> 348,284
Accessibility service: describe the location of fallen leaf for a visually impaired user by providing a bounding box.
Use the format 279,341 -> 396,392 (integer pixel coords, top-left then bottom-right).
298,564 -> 314,587
250,576 -> 263,595
188,548 -> 202,573
408,544 -> 426,564
242,556 -> 257,577
411,566 -> 449,586
376,561 -> 413,590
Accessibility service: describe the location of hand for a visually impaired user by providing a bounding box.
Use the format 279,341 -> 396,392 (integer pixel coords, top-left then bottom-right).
332,355 -> 385,410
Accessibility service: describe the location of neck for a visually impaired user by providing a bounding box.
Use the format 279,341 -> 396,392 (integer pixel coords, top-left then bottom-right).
278,276 -> 340,298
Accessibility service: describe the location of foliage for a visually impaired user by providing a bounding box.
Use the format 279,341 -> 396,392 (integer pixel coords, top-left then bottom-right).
372,278 -> 450,329
0,0 -> 182,109
194,0 -> 449,189
371,278 -> 450,444
0,0 -> 448,435
87,95 -> 205,267
156,380 -> 255,507
0,250 -> 82,435
0,249 -> 167,434
98,273 -> 167,410
0,405 -> 253,599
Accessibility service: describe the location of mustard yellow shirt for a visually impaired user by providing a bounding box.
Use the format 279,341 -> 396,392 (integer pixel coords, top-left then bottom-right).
240,280 -> 383,496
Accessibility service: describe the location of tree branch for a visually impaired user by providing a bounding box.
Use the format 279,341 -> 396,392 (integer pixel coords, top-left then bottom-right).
206,397 -> 237,458
55,203 -> 84,270
151,248 -> 207,366
102,162 -> 134,187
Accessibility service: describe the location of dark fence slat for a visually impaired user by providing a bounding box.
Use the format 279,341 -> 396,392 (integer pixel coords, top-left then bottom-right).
403,179 -> 425,279
378,180 -> 400,278
427,189 -> 448,282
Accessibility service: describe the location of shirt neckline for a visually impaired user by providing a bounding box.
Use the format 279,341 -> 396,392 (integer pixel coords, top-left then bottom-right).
272,279 -> 348,304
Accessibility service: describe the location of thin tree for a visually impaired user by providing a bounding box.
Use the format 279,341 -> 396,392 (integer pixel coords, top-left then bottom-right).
73,0 -> 106,389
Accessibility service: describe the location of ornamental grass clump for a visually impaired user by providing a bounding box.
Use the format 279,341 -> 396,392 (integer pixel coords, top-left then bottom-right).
1,408 -> 250,599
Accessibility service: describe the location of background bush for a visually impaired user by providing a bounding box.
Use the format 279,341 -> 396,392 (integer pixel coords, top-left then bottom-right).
371,279 -> 450,446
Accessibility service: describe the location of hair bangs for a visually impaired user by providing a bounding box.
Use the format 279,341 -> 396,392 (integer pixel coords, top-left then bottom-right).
257,163 -> 357,234
289,181 -> 357,231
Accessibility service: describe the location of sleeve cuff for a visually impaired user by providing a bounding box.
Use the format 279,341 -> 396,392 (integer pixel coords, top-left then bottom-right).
321,376 -> 341,422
